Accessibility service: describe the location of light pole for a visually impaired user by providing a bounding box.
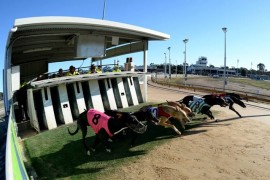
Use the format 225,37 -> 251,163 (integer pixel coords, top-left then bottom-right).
168,47 -> 171,79
102,0 -> 106,20
183,39 -> 188,86
164,53 -> 167,78
222,27 -> 227,92
183,51 -> 185,79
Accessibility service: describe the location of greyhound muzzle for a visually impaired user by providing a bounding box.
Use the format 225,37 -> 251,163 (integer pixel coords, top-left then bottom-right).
126,115 -> 147,134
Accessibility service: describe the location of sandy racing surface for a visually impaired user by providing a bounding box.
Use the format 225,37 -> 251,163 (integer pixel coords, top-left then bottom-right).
108,82 -> 270,180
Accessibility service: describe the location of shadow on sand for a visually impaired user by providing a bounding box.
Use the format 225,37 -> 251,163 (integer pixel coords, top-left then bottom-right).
185,113 -> 270,129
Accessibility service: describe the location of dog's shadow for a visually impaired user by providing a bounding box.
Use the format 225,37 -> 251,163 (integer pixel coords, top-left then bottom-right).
29,134 -> 147,179
115,120 -> 208,149
29,120 -> 209,179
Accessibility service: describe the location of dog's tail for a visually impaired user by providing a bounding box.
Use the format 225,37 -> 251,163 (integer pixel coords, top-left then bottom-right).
177,99 -> 183,103
68,125 -> 80,135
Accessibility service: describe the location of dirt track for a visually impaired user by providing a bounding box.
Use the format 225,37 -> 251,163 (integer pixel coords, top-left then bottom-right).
108,82 -> 270,180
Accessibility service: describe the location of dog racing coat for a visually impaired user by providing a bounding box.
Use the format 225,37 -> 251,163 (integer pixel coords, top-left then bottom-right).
218,93 -> 233,103
149,106 -> 171,119
189,98 -> 210,114
87,109 -> 113,137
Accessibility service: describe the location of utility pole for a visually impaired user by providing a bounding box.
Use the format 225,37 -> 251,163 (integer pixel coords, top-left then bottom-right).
222,27 -> 227,92
183,39 -> 188,86
102,0 -> 106,20
164,53 -> 167,78
168,47 -> 171,79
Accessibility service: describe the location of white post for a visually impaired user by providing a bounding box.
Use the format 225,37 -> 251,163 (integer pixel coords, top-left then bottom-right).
183,39 -> 188,86
168,47 -> 171,79
143,41 -> 148,102
222,27 -> 227,92
164,53 -> 167,78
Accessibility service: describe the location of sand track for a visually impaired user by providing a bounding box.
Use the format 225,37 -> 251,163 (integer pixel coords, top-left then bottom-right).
107,82 -> 270,180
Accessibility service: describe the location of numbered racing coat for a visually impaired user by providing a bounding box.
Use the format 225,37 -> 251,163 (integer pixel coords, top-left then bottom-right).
87,109 -> 113,137
148,106 -> 171,119
188,97 -> 210,114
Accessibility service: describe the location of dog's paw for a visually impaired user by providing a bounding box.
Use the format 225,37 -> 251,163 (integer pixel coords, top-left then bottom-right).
176,131 -> 182,136
106,148 -> 111,153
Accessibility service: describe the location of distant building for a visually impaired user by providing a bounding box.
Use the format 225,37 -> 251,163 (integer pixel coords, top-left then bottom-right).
196,56 -> 207,67
187,56 -> 236,76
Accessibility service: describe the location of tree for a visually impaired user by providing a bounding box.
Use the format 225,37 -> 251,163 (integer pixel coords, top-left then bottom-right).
209,64 -> 215,68
240,68 -> 247,76
257,63 -> 265,71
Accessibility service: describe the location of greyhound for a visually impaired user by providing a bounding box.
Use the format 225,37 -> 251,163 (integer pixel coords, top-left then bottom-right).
203,93 -> 246,118
142,104 -> 191,135
68,109 -> 146,155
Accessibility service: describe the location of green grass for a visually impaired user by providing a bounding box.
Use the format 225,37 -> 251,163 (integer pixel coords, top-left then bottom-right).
23,103 -> 219,179
226,77 -> 270,90
158,76 -> 270,90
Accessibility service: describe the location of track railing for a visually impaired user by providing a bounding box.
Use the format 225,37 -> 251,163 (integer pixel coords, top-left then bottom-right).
152,78 -> 270,103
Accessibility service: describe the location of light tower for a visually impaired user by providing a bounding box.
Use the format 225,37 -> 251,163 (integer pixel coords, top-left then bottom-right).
168,47 -> 171,79
164,53 -> 167,78
222,27 -> 227,92
183,38 -> 188,86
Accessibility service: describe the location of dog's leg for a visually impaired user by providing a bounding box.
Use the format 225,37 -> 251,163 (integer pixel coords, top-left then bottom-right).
80,124 -> 91,155
97,129 -> 112,153
130,132 -> 138,147
203,111 -> 215,121
203,108 -> 215,120
173,110 -> 191,130
158,117 -> 181,135
89,135 -> 100,155
176,118 -> 186,130
229,103 -> 242,118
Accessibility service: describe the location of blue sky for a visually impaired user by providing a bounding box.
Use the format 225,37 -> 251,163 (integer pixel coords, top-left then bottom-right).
1,0 -> 270,92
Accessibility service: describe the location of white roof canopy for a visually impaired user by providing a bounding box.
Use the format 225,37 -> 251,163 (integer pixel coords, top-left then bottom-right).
8,16 -> 170,66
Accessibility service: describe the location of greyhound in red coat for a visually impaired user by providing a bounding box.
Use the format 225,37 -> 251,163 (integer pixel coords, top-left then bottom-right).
144,104 -> 191,135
